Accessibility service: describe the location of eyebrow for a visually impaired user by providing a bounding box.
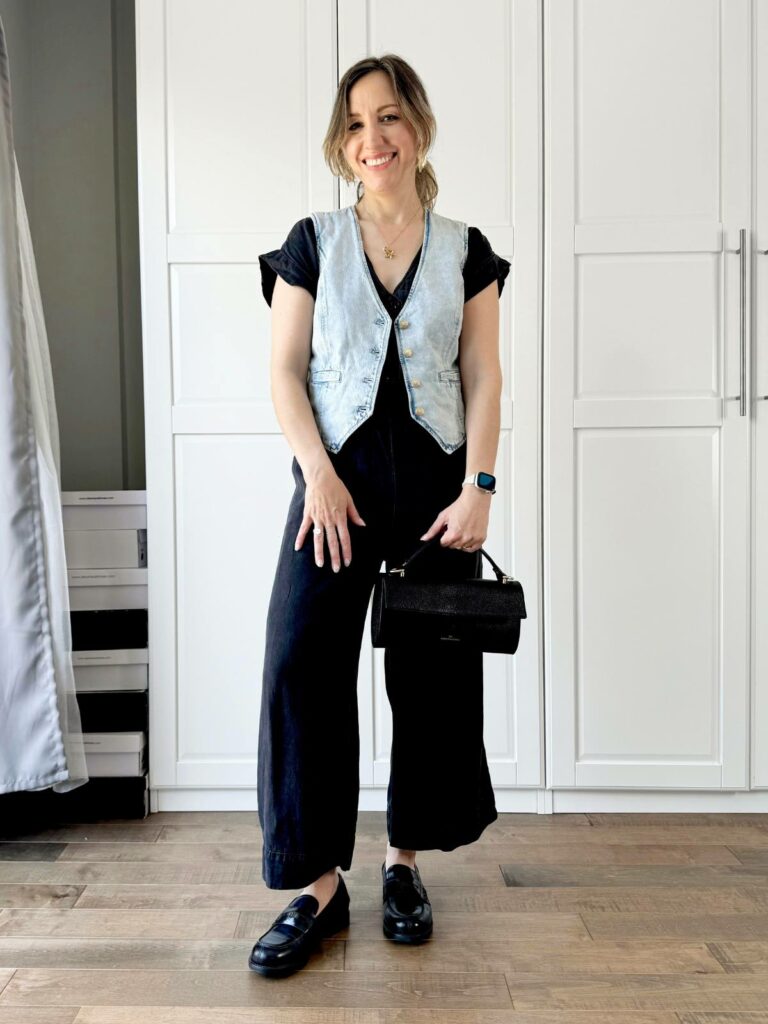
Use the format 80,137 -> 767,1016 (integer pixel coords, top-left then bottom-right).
347,104 -> 399,118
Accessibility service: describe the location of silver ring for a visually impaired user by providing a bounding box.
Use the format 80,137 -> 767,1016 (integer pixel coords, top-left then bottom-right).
313,526 -> 323,534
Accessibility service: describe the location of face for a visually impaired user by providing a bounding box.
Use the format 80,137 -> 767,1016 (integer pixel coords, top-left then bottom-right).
343,70 -> 419,194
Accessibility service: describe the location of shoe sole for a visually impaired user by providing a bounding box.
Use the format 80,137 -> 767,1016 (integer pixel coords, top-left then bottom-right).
248,903 -> 350,977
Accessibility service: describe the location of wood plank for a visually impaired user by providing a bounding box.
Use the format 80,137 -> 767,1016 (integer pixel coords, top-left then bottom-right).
71,1008 -> 681,1023
0,1010 -> 78,1023
0,885 -> 83,909
0,909 -> 239,939
583,914 -> 768,941
0,844 -> 68,862
0,861 -> 505,887
148,824 -> 768,846
235,909 -> 588,941
0,968 -> 512,1010
707,941 -> 768,972
502,972 -> 768,1011
342,938 -> 723,974
586,814 -> 768,828
501,866 -> 766,888
52,842 -> 742,867
724,847 -> 768,866
677,1014 -> 768,1023
0,937 -> 344,971
0,827 -> 163,844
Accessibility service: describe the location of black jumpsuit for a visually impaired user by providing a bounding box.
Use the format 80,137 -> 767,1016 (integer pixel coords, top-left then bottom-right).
257,216 -> 510,889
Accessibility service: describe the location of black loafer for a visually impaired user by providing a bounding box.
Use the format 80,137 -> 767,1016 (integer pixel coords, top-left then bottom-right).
382,861 -> 433,943
248,870 -> 350,977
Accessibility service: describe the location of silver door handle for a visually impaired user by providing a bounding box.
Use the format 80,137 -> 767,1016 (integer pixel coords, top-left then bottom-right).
758,246 -> 768,402
724,228 -> 748,416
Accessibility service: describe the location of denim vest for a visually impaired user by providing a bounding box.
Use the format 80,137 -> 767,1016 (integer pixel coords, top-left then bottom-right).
307,205 -> 468,454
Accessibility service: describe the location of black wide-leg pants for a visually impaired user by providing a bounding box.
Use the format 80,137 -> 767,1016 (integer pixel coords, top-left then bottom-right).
257,374 -> 498,889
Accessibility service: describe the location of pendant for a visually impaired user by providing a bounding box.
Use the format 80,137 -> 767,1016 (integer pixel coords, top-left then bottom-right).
383,245 -> 396,260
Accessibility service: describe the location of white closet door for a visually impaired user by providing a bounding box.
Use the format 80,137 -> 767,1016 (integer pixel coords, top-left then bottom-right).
137,0 -> 337,799
545,0 -> 752,790
338,0 -> 543,798
751,0 -> 768,787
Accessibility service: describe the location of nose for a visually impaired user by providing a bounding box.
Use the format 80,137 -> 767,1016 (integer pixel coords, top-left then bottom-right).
362,125 -> 389,152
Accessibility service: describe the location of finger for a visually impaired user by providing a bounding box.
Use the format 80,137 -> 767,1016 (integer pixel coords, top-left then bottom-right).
336,520 -> 352,567
419,519 -> 441,540
294,516 -> 311,551
314,523 -> 325,567
348,502 -> 367,526
325,521 -> 342,572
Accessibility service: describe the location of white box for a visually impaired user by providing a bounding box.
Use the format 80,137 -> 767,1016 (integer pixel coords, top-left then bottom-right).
83,731 -> 146,776
68,568 -> 148,611
62,490 -> 147,531
65,529 -> 147,569
72,648 -> 149,692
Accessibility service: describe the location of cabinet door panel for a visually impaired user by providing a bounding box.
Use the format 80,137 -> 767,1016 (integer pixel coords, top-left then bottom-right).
546,0 -> 751,789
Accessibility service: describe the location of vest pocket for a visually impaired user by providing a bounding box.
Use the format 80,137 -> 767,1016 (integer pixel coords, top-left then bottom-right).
438,368 -> 462,384
311,368 -> 342,384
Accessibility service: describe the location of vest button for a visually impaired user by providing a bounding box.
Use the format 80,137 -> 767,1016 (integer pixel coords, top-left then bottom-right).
412,379 -> 422,387
399,319 -> 410,329
415,406 -> 425,416
403,348 -> 413,357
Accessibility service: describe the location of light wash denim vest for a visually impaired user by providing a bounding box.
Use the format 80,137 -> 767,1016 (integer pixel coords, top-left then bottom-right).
307,204 -> 469,454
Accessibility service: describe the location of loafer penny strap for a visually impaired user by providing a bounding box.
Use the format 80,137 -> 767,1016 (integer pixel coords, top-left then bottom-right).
267,907 -> 316,939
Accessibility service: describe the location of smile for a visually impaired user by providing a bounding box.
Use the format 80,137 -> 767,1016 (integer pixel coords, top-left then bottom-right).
363,152 -> 397,168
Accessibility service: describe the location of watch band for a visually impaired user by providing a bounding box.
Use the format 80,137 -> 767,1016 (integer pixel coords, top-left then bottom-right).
462,472 -> 496,495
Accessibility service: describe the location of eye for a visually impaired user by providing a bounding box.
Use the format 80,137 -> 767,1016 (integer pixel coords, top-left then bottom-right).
347,114 -> 399,131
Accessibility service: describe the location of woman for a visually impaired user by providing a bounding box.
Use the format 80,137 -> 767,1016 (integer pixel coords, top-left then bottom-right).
249,54 -> 509,978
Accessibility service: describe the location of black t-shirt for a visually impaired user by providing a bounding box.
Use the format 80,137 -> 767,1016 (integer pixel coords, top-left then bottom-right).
258,215 -> 510,386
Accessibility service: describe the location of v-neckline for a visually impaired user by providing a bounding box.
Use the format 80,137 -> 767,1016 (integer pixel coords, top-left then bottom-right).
350,204 -> 429,303
365,247 -> 422,300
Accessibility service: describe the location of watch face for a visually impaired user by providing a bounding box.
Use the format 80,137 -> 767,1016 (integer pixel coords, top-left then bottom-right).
477,472 -> 496,490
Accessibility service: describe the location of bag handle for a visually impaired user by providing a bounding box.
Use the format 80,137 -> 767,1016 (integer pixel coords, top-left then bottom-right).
388,527 -> 517,583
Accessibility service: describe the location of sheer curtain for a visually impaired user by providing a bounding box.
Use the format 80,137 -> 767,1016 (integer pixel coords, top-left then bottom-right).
0,16 -> 87,794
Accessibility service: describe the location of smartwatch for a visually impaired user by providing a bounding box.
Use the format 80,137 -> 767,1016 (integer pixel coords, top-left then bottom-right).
462,472 -> 496,495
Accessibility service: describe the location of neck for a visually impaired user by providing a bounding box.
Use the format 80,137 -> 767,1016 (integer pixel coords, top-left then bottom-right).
357,188 -> 422,225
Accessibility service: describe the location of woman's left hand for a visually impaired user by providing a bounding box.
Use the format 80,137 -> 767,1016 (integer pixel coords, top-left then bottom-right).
419,487 -> 492,552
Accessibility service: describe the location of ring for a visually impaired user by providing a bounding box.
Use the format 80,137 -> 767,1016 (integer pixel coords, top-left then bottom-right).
313,526 -> 323,534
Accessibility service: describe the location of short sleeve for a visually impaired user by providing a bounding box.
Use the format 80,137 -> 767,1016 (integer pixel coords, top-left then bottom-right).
258,216 -> 319,307
463,226 -> 511,303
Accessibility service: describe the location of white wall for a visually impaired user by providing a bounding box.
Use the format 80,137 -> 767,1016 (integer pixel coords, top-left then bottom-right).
0,0 -> 144,490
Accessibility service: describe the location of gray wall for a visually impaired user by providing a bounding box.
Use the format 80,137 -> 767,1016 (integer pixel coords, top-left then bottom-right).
0,0 -> 144,491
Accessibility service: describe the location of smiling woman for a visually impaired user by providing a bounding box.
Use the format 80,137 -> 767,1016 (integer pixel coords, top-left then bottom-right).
251,53 -> 507,980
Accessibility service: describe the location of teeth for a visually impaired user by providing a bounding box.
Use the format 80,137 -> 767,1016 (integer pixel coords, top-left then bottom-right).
364,152 -> 395,167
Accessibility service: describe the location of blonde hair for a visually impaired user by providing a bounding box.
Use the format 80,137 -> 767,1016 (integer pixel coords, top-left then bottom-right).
322,54 -> 438,210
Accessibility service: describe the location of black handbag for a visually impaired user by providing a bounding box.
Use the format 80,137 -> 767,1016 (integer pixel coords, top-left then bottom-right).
371,531 -> 527,654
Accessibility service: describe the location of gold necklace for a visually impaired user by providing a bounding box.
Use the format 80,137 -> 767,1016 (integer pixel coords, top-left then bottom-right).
355,200 -> 424,260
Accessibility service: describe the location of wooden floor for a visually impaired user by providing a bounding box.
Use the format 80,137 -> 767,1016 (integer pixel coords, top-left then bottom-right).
2,811 -> 768,1022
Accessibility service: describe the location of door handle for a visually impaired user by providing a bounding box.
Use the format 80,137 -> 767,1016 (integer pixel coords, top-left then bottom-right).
758,245 -> 768,403
724,228 -> 748,415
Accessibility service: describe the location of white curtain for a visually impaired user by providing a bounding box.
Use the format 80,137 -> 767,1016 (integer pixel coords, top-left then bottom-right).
0,16 -> 87,794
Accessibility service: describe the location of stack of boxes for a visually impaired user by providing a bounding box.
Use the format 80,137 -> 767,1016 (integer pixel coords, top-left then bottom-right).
64,490 -> 149,817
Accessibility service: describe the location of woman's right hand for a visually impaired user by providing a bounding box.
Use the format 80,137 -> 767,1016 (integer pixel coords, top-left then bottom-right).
294,467 -> 367,571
